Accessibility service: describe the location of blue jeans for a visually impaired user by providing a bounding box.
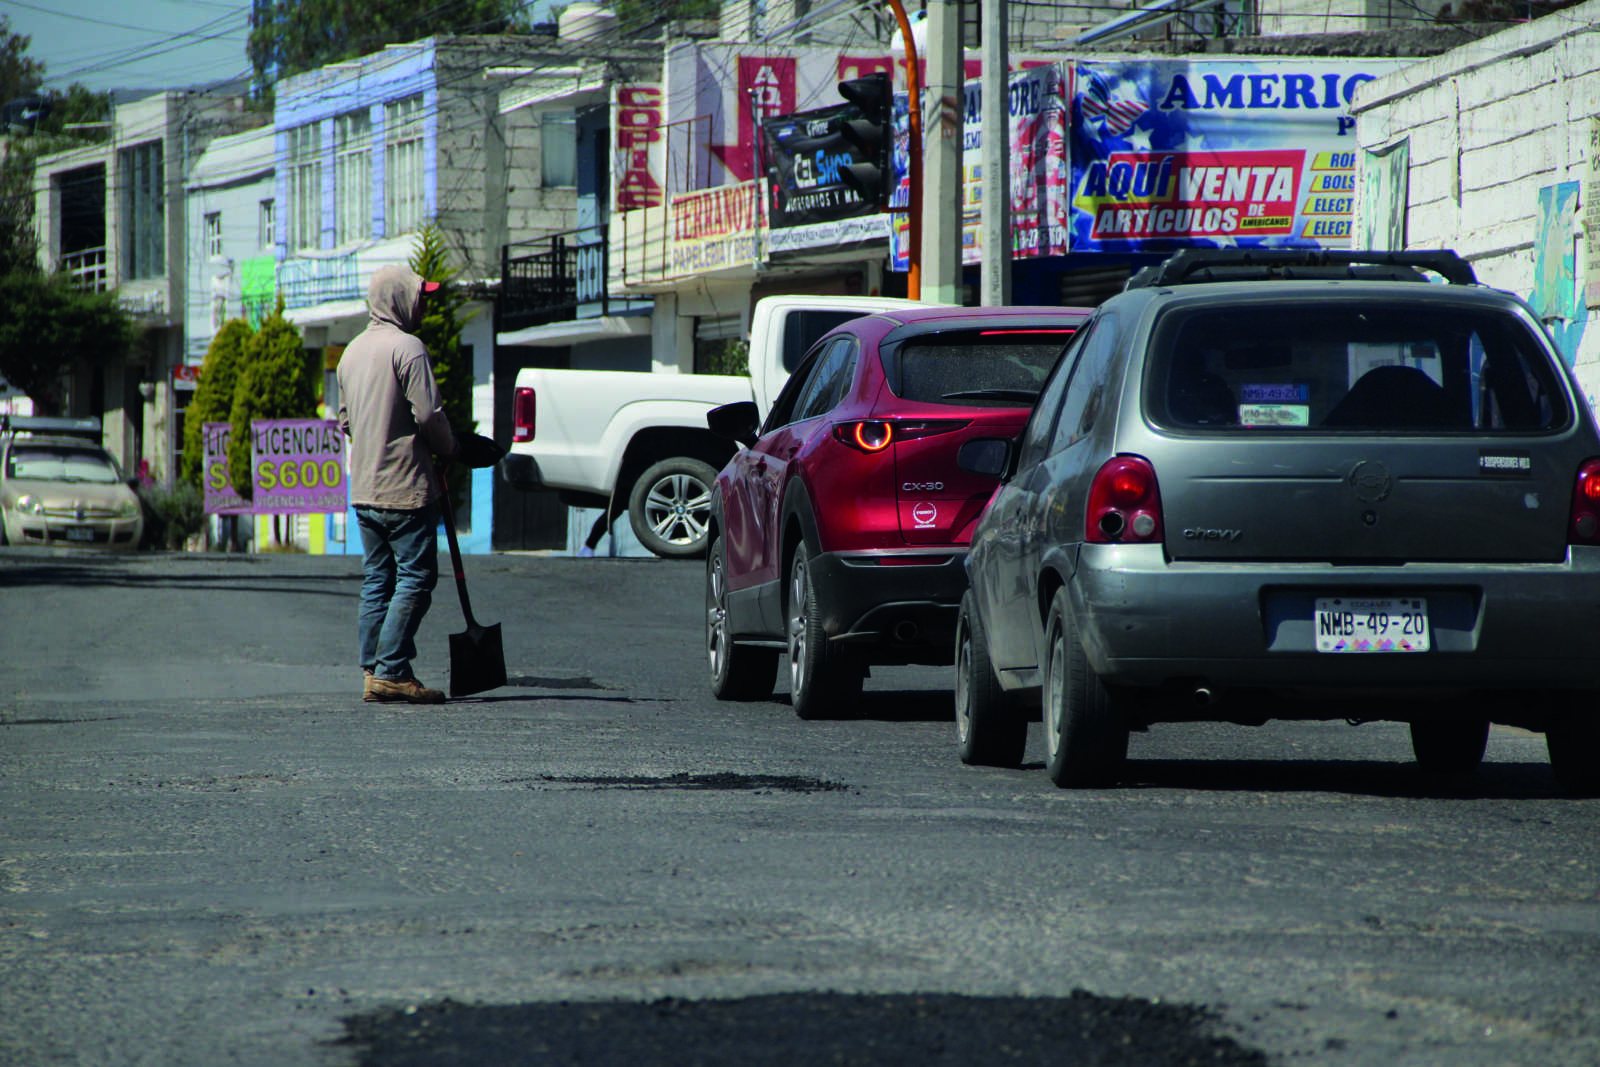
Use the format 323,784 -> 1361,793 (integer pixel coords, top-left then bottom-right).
356,504 -> 439,681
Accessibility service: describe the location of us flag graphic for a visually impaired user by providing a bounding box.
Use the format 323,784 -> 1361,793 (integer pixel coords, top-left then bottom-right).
1079,73 -> 1148,137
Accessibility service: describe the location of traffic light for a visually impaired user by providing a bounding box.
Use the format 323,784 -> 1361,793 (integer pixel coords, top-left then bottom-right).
836,72 -> 892,208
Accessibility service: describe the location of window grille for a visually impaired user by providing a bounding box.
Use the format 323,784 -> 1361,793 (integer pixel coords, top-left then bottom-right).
542,110 -> 577,188
385,95 -> 425,235
334,110 -> 372,245
287,124 -> 321,251
120,141 -> 164,278
204,212 -> 223,258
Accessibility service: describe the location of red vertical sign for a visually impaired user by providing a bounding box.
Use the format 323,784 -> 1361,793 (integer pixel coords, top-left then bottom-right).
615,84 -> 664,210
730,56 -> 795,183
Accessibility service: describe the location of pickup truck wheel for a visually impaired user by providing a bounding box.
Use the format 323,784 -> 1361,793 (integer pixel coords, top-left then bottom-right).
787,540 -> 863,720
706,535 -> 778,701
955,591 -> 1025,768
1043,588 -> 1128,789
629,458 -> 717,559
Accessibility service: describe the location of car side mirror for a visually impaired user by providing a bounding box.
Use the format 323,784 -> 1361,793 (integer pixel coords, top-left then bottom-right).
957,437 -> 1014,480
707,401 -> 760,448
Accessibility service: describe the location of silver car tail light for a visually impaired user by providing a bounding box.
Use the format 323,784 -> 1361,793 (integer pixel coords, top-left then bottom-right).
1568,457 -> 1600,543
1087,455 -> 1163,544
512,387 -> 536,443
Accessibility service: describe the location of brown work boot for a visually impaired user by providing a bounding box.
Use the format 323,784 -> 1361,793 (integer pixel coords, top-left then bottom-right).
362,670 -> 378,702
367,675 -> 447,704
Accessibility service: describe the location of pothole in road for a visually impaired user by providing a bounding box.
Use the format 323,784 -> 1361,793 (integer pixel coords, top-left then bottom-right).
337,990 -> 1269,1066
505,675 -> 615,691
529,772 -> 850,794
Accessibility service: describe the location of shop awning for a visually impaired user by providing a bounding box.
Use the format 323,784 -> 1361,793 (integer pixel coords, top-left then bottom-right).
497,315 -> 651,348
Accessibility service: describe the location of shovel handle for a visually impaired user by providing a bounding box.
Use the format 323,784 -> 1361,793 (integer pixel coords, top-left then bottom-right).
438,468 -> 477,628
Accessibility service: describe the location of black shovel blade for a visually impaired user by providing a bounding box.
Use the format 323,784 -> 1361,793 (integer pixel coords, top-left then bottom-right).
449,621 -> 506,697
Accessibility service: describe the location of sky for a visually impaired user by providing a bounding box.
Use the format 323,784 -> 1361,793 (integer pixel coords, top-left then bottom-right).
3,0 -> 256,93
3,0 -> 563,95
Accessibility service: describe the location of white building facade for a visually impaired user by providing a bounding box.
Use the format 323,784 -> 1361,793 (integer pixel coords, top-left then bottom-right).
32,91 -> 255,483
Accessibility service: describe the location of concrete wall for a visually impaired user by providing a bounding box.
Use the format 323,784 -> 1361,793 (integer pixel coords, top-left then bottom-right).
1258,0 -> 1449,38
1352,3 -> 1600,403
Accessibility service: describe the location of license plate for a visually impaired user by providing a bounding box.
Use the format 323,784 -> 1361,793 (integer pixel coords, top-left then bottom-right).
1315,596 -> 1429,652
64,526 -> 95,542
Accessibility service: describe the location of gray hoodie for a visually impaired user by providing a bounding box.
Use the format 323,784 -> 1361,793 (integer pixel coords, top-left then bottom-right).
337,265 -> 460,510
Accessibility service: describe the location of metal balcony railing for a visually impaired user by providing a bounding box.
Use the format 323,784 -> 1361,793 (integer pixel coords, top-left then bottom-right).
61,247 -> 108,291
498,227 -> 608,333
277,255 -> 362,310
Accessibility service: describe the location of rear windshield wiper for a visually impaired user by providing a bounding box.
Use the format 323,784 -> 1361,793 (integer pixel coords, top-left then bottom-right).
940,388 -> 1039,402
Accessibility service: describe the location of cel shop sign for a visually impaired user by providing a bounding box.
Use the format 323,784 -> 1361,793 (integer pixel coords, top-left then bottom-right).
203,419 -> 347,516
761,103 -> 876,229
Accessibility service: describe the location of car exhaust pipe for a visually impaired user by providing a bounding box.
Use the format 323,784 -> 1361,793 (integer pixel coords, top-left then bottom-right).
1193,686 -> 1214,706
893,620 -> 919,642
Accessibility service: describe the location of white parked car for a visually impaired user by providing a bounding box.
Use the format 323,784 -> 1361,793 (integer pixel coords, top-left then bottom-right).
0,416 -> 143,549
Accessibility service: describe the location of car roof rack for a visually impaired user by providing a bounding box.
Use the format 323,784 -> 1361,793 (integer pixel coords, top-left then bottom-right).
0,414 -> 103,441
1125,249 -> 1477,289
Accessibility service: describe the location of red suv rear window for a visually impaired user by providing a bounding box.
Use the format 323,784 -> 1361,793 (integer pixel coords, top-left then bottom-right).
882,329 -> 1074,407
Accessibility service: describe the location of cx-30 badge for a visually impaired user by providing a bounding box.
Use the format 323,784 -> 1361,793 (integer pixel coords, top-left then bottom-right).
912,501 -> 938,528
1347,460 -> 1392,504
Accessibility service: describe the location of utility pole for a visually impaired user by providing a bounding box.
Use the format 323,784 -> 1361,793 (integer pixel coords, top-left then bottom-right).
922,0 -> 963,304
884,0 -> 923,300
980,0 -> 1011,305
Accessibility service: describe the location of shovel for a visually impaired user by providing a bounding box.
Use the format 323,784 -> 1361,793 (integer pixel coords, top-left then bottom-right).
439,472 -> 505,697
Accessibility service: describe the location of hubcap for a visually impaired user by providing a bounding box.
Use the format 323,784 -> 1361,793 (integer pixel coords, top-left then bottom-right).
645,474 -> 712,547
707,553 -> 728,678
788,554 -> 808,695
1045,628 -> 1064,762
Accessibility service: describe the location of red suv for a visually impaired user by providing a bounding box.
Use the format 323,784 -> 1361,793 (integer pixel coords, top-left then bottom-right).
704,306 -> 1090,718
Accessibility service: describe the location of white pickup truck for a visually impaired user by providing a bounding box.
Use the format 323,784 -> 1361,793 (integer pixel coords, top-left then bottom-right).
504,294 -> 930,558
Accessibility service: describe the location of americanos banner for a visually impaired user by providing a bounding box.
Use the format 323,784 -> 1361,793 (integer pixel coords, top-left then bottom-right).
1070,58 -> 1409,252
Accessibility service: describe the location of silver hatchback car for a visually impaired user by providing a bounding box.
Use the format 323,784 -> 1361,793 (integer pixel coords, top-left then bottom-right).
955,249 -> 1600,795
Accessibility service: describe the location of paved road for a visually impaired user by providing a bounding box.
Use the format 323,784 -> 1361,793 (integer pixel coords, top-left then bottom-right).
2,548 -> 1597,1066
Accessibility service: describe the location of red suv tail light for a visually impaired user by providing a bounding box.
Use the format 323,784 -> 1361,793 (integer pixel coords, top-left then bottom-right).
1569,457 -> 1600,543
832,419 -> 968,453
512,387 -> 536,443
1087,455 -> 1164,544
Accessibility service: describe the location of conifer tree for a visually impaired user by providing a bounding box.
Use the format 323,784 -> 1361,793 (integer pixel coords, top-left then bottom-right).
409,224 -> 477,513
181,318 -> 254,487
227,301 -> 316,500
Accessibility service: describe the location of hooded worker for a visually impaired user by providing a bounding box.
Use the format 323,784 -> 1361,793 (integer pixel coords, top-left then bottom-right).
337,264 -> 460,704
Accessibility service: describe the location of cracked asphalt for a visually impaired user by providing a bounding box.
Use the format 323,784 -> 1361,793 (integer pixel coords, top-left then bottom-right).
2,548 -> 1597,1065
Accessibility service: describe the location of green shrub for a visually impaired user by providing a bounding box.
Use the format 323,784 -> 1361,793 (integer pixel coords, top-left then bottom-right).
228,301 -> 316,500
704,337 -> 750,377
138,481 -> 205,550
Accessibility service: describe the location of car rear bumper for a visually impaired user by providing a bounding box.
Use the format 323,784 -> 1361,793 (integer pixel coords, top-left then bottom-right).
812,549 -> 969,663
1071,543 -> 1600,694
